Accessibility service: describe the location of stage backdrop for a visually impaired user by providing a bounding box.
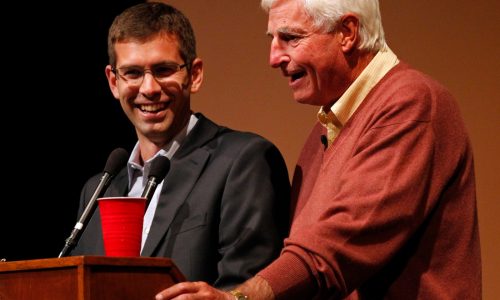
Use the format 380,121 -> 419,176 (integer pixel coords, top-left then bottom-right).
163,1 -> 499,299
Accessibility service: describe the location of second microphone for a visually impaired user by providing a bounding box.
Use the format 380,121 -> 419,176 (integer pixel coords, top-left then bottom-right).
142,156 -> 171,209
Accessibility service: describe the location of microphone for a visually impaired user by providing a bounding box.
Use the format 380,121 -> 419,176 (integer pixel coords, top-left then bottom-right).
142,156 -> 170,209
58,147 -> 129,258
320,134 -> 328,150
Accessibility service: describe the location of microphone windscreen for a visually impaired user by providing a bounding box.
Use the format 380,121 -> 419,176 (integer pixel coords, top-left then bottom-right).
103,147 -> 129,175
149,156 -> 170,179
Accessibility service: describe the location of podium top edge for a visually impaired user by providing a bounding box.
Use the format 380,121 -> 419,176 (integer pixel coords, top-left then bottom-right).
0,256 -> 176,272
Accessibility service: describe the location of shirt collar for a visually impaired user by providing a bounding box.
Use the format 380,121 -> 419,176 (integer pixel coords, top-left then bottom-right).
318,47 -> 399,142
127,113 -> 199,184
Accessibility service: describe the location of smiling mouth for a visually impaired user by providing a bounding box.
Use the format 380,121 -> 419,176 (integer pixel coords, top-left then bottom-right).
138,102 -> 169,113
290,71 -> 306,83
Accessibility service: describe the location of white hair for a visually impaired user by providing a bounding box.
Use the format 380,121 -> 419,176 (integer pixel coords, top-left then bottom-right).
261,0 -> 386,52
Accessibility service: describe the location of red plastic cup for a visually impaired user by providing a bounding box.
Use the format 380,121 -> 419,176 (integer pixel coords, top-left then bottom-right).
97,196 -> 146,257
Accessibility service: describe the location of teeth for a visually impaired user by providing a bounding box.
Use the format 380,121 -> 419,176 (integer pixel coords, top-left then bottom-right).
139,103 -> 166,112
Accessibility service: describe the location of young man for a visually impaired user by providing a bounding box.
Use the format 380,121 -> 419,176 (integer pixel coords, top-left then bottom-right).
70,2 -> 290,290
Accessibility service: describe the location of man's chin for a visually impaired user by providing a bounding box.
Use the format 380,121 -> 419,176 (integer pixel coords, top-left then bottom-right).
293,93 -> 313,105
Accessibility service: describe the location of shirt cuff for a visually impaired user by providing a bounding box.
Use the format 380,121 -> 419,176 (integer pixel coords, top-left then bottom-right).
257,252 -> 316,299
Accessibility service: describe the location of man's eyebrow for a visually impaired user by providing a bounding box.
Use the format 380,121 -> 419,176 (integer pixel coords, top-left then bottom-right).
266,26 -> 305,37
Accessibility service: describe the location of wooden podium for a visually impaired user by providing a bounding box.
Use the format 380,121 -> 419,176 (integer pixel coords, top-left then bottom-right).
0,256 -> 185,299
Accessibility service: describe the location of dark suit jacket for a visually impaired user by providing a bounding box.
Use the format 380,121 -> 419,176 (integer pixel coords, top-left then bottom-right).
71,113 -> 290,289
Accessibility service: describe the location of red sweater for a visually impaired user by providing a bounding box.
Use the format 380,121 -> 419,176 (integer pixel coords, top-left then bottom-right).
258,63 -> 481,299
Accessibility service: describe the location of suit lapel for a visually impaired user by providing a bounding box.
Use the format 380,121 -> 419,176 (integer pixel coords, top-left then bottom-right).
104,168 -> 129,197
140,114 -> 220,256
141,149 -> 210,256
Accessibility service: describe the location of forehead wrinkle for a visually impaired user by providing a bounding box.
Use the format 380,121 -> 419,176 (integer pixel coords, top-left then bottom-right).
267,4 -> 315,36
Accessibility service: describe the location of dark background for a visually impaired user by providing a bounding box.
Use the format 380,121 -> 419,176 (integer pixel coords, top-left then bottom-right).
0,1 -> 142,260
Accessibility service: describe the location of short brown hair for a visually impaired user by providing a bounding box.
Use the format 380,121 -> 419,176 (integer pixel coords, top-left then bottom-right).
107,2 -> 197,68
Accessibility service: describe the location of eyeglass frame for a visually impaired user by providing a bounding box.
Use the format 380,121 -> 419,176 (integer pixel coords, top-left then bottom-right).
111,61 -> 188,86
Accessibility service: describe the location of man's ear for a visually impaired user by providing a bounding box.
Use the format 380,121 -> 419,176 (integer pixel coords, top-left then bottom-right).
105,65 -> 120,99
189,58 -> 203,93
338,14 -> 359,53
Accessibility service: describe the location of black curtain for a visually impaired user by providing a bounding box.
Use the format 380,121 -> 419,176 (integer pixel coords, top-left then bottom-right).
1,1 -> 142,261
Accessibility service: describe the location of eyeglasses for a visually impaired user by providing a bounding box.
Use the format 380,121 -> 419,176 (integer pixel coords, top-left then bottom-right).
112,62 -> 187,87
